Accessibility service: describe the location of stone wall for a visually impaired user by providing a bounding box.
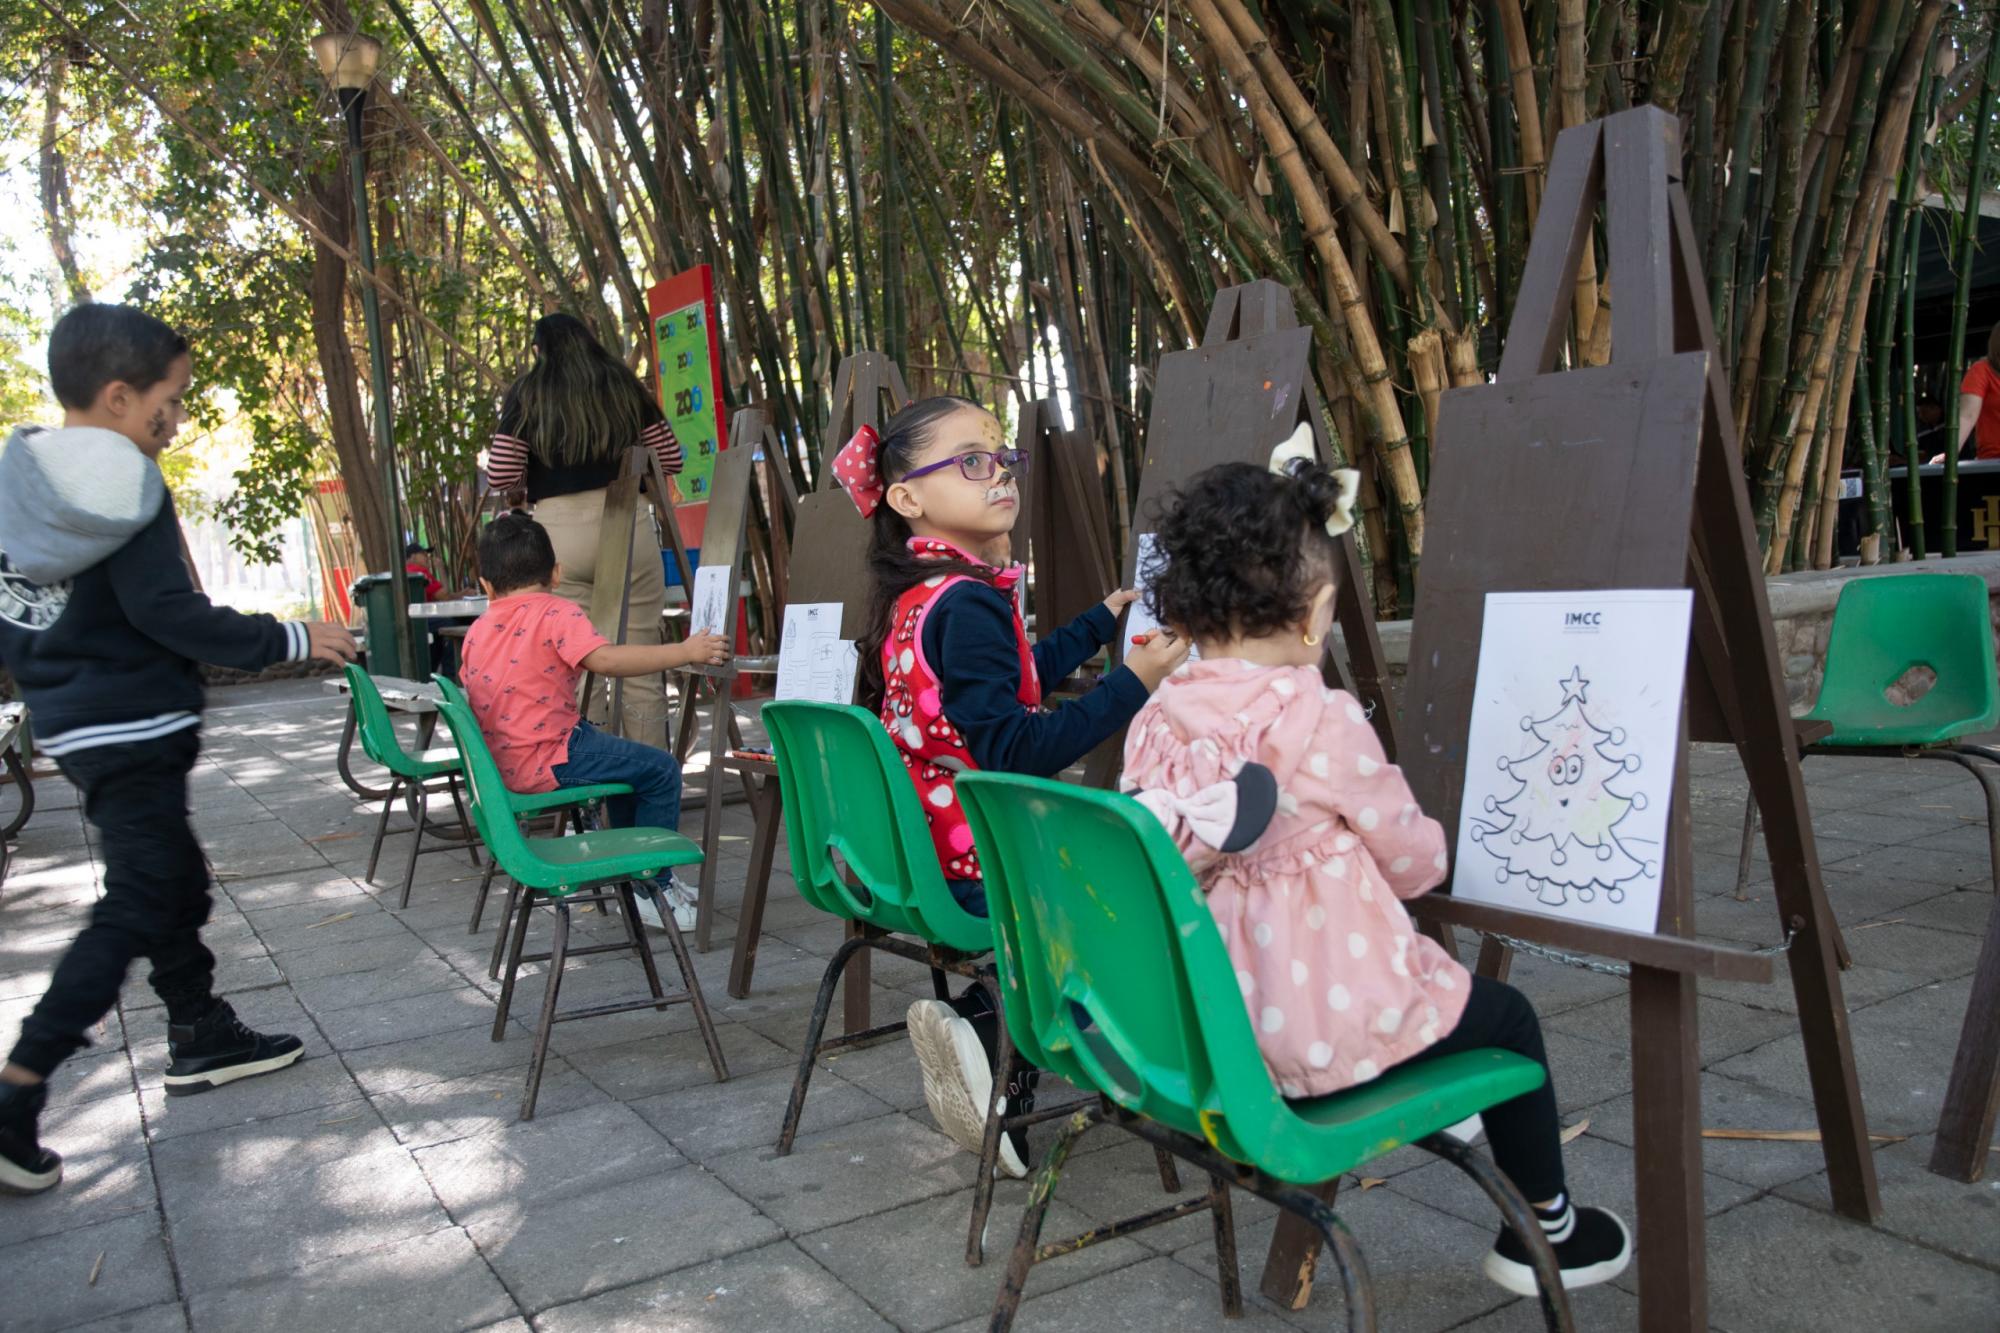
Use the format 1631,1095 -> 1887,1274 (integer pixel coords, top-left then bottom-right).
1347,550 -> 2000,716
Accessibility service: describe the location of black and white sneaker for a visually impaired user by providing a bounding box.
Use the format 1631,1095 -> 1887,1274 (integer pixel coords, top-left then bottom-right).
1482,1194 -> 1631,1295
0,1081 -> 62,1196
164,1001 -> 305,1097
907,998 -> 1029,1177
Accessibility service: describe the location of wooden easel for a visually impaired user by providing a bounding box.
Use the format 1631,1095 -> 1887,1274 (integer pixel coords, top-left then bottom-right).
1277,107 -> 1872,1331
1020,396 -> 1117,637
1099,281 -> 1400,780
728,353 -> 907,1018
675,407 -> 782,955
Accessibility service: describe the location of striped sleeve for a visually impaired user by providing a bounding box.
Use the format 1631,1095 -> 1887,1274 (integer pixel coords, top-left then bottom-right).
640,419 -> 685,476
488,432 -> 530,490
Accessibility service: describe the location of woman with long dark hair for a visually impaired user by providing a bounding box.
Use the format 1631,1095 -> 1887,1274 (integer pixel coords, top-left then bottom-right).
489,314 -> 684,747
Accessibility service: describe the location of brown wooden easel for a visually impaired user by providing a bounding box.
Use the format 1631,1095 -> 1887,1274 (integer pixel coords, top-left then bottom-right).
1096,281 -> 1400,785
1266,107 -> 1873,1331
729,353 -> 908,1019
674,408 -> 784,956
1020,396 -> 1117,637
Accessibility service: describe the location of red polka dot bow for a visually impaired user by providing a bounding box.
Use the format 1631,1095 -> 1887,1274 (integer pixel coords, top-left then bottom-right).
833,424 -> 885,518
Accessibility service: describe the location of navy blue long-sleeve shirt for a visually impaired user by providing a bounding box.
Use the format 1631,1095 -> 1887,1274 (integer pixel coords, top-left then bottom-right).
919,583 -> 1147,777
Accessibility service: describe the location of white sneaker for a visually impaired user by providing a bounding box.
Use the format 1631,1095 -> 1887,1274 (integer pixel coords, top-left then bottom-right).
634,879 -> 698,933
907,999 -> 1025,1177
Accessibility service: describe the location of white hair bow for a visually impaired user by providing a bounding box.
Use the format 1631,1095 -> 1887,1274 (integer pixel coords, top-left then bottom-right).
1268,422 -> 1359,539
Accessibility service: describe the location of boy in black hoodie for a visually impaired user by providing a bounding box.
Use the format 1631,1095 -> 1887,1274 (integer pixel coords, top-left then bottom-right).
0,305 -> 356,1196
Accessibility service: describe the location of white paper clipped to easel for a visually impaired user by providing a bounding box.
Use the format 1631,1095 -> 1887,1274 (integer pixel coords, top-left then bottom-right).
689,565 -> 733,637
776,601 -> 859,704
1122,532 -> 1198,662
1453,589 -> 1693,935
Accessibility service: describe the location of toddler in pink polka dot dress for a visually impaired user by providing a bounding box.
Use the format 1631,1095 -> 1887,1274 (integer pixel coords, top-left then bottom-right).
1125,659 -> 1467,1100
1123,442 -> 1631,1297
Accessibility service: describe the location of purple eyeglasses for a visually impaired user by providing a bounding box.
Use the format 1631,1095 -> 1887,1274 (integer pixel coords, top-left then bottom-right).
900,448 -> 1030,483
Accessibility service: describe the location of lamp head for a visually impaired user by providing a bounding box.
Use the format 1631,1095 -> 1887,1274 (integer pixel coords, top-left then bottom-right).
311,31 -> 381,92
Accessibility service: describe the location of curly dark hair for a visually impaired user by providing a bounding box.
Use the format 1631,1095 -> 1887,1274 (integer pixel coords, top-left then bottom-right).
1143,459 -> 1346,642
854,394 -> 991,710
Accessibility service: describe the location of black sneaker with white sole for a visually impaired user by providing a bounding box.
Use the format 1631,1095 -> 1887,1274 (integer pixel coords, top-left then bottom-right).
0,1080 -> 62,1196
1482,1195 -> 1632,1296
164,1001 -> 305,1097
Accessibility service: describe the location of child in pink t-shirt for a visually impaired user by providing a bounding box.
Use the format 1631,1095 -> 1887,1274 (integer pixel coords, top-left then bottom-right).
1122,439 -> 1630,1298
462,513 -> 726,928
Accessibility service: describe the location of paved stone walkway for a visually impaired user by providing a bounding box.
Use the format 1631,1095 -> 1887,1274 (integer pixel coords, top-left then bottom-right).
1,681 -> 1995,1332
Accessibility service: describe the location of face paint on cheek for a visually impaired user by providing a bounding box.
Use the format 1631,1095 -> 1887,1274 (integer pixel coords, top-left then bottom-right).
146,408 -> 169,442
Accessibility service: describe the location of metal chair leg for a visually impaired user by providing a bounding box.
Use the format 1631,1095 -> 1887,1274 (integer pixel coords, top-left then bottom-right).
397,781 -> 428,908
447,775 -> 480,869
989,1106 -> 1101,1333
489,879 -> 522,980
1925,747 -> 2000,1181
1420,1131 -> 1576,1331
648,880 -> 729,1084
968,1006 -> 1024,1267
521,900 -> 571,1120
492,884 -> 537,1039
364,776 -> 400,884
1208,1172 -> 1243,1317
468,858 -> 500,934
777,933 -> 876,1154
1315,1204 -> 1376,1333
619,882 -> 668,1001
1733,787 -> 1758,901
930,965 -> 951,1000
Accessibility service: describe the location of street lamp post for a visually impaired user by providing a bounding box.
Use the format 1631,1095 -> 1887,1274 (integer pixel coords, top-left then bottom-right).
311,30 -> 413,677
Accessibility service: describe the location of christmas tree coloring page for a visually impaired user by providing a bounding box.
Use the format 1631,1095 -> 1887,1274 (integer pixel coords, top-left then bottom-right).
1453,590 -> 1694,934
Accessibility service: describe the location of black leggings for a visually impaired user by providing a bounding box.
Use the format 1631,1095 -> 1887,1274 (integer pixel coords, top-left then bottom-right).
1392,974 -> 1567,1203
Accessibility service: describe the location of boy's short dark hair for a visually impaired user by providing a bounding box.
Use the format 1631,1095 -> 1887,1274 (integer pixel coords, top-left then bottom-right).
47,304 -> 190,410
478,513 -> 557,593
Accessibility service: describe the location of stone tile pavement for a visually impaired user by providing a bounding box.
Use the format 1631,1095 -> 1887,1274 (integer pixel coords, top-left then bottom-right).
0,680 -> 1995,1331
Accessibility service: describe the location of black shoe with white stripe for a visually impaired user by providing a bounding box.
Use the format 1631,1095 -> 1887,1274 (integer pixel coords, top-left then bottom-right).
0,1080 -> 62,1196
1482,1193 -> 1631,1295
164,1001 -> 305,1097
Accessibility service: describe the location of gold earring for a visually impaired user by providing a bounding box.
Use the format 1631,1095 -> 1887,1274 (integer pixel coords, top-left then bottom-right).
1303,629 -> 1323,647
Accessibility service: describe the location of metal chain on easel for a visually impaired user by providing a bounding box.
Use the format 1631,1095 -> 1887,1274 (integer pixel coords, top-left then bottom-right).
1481,920 -> 1803,979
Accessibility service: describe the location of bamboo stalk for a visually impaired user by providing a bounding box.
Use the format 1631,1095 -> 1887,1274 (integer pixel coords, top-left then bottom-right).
1942,30 -> 2000,557
1183,0 -> 1424,556
1362,0 -> 1434,325
1708,0 -> 1787,343
1212,0 -> 1415,298
1496,0 -> 1547,225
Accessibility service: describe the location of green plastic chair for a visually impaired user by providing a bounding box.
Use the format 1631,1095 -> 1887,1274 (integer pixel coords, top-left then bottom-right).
343,663 -> 479,907
434,691 -> 727,1118
1731,572 -> 2000,1182
956,772 -> 1573,1332
431,675 -> 634,963
762,700 -> 1114,1262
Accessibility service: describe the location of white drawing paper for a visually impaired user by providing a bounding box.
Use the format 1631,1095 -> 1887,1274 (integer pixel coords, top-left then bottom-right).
1453,589 -> 1694,935
1122,532 -> 1198,662
689,564 -> 733,637
776,601 -> 859,704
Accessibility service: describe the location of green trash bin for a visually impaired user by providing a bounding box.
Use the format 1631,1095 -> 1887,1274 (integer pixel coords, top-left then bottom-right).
349,572 -> 431,680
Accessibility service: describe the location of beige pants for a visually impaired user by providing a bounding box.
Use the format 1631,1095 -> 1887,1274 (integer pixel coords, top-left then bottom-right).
534,487 -> 670,749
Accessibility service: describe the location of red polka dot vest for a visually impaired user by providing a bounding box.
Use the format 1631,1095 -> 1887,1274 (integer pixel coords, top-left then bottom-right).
879,540 -> 1040,881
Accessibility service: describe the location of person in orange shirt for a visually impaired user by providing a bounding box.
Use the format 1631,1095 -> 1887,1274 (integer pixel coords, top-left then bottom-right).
1948,325 -> 2000,461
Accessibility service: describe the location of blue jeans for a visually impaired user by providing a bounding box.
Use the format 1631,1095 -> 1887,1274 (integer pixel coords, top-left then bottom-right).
947,878 -> 987,916
550,720 -> 682,833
